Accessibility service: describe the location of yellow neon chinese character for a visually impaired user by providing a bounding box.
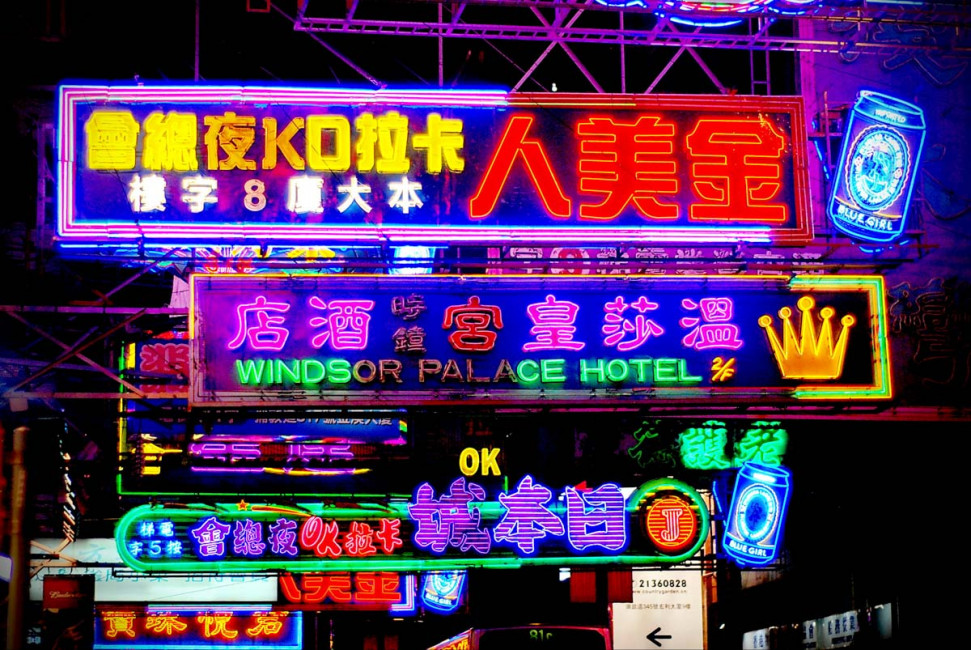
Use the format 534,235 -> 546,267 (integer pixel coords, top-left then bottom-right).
413,113 -> 465,173
143,111 -> 198,172
204,112 -> 257,171
85,110 -> 140,170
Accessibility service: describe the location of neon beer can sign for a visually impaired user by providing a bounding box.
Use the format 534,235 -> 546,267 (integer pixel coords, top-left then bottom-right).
827,91 -> 926,243
722,462 -> 791,566
57,85 -> 812,247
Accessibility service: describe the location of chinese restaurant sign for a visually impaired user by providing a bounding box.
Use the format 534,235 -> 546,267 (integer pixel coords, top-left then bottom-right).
58,85 -> 811,247
94,606 -> 300,649
189,274 -> 890,408
115,477 -> 707,572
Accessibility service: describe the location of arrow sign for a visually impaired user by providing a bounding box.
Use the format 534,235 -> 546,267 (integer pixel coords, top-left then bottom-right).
646,626 -> 672,647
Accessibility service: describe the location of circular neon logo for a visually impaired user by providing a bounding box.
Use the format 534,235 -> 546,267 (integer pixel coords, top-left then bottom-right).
845,126 -> 909,211
644,495 -> 698,553
734,484 -> 779,543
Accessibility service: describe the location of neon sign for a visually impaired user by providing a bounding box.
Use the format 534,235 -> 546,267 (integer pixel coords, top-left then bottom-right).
58,85 -> 812,247
279,572 -> 416,612
190,274 -> 891,407
115,477 -> 707,572
94,606 -> 301,649
827,91 -> 926,243
722,462 -> 792,566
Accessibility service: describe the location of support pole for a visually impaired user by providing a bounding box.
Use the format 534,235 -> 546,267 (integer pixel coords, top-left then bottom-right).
6,425 -> 28,650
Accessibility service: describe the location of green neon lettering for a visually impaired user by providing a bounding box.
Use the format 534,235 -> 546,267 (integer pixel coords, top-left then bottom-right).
678,358 -> 702,382
301,359 -> 325,384
606,359 -> 630,382
276,359 -> 301,383
327,359 -> 352,383
540,358 -> 566,383
517,359 -> 540,383
580,359 -> 606,383
235,359 -> 268,384
629,358 -> 653,382
654,358 -> 679,382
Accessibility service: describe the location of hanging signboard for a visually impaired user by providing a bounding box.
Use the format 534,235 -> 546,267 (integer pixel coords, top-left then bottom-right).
189,274 -> 890,408
57,85 -> 812,248
115,478 -> 707,573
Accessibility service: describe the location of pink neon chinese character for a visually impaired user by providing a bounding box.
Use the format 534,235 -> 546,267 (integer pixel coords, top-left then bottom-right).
442,296 -> 504,352
493,475 -> 565,554
308,297 -> 375,350
227,296 -> 291,351
408,478 -> 491,553
680,297 -> 744,351
602,296 -> 665,352
564,483 -> 626,551
577,116 -> 679,221
523,294 -> 586,352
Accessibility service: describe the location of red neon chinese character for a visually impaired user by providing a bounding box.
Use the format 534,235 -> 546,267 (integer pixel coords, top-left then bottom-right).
279,574 -> 304,603
299,516 -> 342,558
469,115 -> 571,218
304,574 -> 354,603
442,296 -> 504,351
145,612 -> 188,635
102,611 -> 138,639
355,572 -> 403,603
196,613 -> 238,640
246,612 -> 286,637
139,342 -> 189,376
577,115 -> 679,220
685,118 -> 787,223
344,521 -> 378,557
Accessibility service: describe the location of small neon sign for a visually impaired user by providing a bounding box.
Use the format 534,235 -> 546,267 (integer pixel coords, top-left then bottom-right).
828,91 -> 926,243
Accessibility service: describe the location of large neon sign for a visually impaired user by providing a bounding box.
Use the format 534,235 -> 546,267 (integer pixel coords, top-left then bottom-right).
115,477 -> 707,572
189,274 -> 890,407
58,85 -> 812,247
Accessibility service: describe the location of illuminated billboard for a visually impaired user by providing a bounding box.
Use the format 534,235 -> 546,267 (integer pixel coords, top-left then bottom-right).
115,477 -> 707,573
58,85 -> 812,248
189,274 -> 890,408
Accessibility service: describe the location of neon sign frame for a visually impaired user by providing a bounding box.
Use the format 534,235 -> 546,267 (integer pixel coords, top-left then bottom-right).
58,85 -> 812,248
114,478 -> 708,573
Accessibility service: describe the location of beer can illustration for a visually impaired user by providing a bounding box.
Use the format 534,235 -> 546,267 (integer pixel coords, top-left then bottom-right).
827,90 -> 926,243
722,462 -> 791,566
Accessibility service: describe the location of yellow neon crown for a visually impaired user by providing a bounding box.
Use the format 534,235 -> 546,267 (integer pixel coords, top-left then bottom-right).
758,296 -> 856,380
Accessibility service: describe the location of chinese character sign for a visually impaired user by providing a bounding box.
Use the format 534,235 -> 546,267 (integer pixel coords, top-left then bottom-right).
59,86 -> 812,247
94,606 -> 301,650
114,478 -> 708,573
190,274 -> 890,407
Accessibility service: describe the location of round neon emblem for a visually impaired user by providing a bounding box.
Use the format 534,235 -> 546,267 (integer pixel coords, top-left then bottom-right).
734,484 -> 779,543
845,126 -> 909,211
644,495 -> 698,553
